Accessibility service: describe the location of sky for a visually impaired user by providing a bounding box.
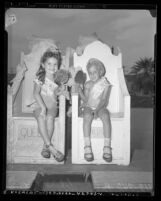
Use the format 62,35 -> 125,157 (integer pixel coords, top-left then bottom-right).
6,8 -> 156,74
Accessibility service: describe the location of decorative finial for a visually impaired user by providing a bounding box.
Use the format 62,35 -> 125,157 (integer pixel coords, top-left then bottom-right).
5,12 -> 17,29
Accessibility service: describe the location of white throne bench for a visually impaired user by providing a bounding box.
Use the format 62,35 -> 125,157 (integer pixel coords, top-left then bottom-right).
7,42 -> 66,164
71,40 -> 131,165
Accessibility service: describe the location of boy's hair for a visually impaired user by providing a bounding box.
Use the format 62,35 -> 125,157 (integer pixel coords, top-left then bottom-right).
86,58 -> 106,77
36,49 -> 61,84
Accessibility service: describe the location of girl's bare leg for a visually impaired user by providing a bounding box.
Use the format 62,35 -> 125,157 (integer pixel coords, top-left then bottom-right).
37,116 -> 51,145
46,115 -> 55,142
46,114 -> 64,160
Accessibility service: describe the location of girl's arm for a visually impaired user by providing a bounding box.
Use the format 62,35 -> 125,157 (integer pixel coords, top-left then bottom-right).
33,82 -> 46,111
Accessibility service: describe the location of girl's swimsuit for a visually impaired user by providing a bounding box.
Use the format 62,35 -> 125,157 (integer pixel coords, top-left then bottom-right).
33,77 -> 58,118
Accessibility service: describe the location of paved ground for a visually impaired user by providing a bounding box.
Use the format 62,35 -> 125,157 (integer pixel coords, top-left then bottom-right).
7,149 -> 152,192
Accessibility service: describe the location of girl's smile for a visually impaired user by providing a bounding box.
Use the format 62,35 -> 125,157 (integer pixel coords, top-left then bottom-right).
43,57 -> 58,74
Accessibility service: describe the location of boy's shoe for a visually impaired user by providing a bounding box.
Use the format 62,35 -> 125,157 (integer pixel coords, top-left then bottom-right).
103,146 -> 112,162
84,146 -> 94,162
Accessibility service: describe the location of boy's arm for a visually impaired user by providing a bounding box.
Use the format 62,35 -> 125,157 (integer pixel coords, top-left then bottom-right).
95,84 -> 112,112
33,82 -> 46,111
78,82 -> 91,103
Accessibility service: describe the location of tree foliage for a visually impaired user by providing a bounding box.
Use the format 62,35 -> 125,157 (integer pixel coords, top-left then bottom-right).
131,57 -> 154,75
129,57 -> 154,95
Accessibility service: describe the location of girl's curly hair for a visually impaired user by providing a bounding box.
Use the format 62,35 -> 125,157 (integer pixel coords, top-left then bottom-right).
36,50 -> 62,84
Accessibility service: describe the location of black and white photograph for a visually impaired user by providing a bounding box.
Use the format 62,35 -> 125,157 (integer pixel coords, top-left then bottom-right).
4,3 -> 156,196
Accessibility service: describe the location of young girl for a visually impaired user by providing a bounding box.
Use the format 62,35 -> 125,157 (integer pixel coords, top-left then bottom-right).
33,49 -> 64,162
78,58 -> 112,162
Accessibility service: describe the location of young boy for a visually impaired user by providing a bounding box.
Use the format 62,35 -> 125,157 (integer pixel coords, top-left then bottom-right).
78,58 -> 112,162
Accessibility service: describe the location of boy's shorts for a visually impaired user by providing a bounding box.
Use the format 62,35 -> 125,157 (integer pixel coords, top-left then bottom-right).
33,107 -> 58,119
82,106 -> 109,117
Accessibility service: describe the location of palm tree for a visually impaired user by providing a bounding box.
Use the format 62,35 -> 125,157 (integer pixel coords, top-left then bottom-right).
131,57 -> 154,75
131,57 -> 154,95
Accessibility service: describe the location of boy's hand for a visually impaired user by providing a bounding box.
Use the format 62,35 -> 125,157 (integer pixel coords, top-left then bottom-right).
93,109 -> 98,119
78,85 -> 83,94
80,102 -> 87,109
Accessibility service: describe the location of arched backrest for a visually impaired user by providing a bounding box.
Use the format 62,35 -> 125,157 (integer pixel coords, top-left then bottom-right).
22,54 -> 40,113
74,40 -> 122,113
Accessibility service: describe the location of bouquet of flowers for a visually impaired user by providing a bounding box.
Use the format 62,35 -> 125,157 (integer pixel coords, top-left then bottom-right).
74,70 -> 87,86
54,69 -> 70,86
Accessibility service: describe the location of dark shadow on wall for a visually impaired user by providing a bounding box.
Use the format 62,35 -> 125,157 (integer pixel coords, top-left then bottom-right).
65,99 -> 72,155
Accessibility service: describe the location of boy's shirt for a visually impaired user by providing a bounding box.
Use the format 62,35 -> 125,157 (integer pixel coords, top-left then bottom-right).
86,77 -> 111,109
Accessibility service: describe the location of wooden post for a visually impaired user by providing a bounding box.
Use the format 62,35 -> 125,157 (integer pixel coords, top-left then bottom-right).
7,86 -> 14,163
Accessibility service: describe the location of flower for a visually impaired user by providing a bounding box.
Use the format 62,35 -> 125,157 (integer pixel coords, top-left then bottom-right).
75,70 -> 87,85
54,69 -> 70,86
66,66 -> 82,87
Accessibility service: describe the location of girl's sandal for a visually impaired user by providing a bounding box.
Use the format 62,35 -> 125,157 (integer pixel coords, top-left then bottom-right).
84,146 -> 94,162
47,144 -> 64,162
41,145 -> 51,159
103,146 -> 112,162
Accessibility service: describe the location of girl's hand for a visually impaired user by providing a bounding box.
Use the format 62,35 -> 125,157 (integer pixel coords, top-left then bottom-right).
54,88 -> 60,96
62,90 -> 70,100
93,109 -> 98,119
54,86 -> 64,96
55,85 -> 70,100
58,85 -> 66,95
40,107 -> 46,119
60,84 -> 66,91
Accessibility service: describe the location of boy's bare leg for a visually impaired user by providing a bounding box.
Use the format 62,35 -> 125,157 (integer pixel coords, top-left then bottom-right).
98,108 -> 112,162
98,108 -> 111,139
83,107 -> 94,146
83,107 -> 94,161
